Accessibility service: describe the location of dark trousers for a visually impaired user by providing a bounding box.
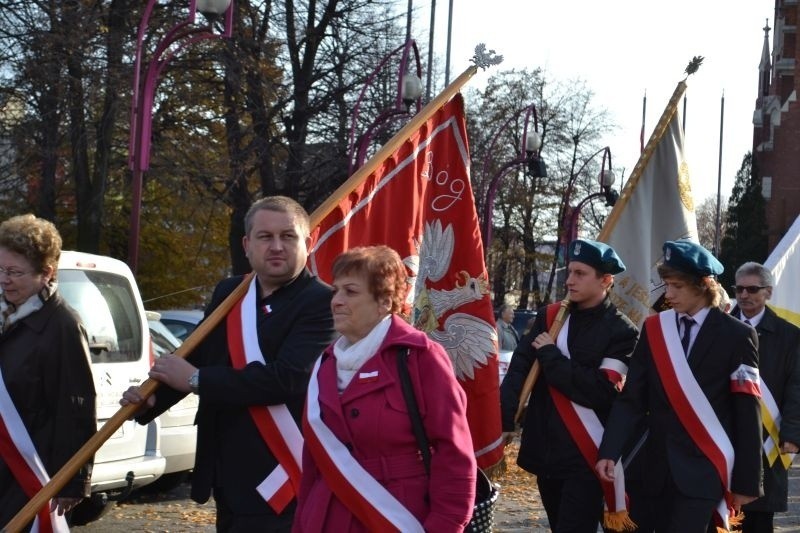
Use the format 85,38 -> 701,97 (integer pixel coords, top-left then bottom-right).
537,476 -> 603,533
648,475 -> 718,533
742,510 -> 774,533
214,487 -> 294,533
625,478 -> 655,533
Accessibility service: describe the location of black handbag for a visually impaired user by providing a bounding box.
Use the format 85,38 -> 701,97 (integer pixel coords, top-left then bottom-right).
396,348 -> 499,533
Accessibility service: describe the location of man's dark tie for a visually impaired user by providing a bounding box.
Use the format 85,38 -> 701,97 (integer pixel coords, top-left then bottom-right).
744,319 -> 752,326
681,316 -> 695,356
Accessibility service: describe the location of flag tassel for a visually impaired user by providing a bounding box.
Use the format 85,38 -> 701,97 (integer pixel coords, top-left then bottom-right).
604,510 -> 637,532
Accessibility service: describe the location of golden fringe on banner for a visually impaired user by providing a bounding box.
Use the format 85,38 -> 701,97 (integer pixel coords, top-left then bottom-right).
603,509 -> 637,532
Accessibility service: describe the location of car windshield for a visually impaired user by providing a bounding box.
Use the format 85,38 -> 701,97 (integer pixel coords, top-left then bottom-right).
60,269 -> 143,363
149,319 -> 182,357
158,312 -> 202,341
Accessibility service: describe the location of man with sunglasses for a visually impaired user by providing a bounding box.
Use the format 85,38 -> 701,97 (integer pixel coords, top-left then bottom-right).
732,262 -> 800,533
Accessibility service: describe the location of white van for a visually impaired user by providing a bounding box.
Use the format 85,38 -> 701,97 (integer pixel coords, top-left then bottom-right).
57,251 -> 166,521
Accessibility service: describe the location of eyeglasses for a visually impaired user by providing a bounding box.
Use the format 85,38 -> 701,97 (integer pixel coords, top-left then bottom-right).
732,285 -> 768,294
0,266 -> 31,278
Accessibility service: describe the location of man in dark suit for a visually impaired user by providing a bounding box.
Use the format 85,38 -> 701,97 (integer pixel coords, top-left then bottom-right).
122,196 -> 335,531
732,262 -> 800,533
596,240 -> 763,532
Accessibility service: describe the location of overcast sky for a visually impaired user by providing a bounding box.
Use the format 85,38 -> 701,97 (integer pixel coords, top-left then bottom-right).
411,0 -> 774,205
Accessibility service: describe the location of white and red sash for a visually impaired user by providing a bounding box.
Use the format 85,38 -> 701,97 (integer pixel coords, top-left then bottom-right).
646,310 -> 754,530
226,275 -> 303,514
0,369 -> 69,533
302,357 -> 424,533
543,304 -> 630,521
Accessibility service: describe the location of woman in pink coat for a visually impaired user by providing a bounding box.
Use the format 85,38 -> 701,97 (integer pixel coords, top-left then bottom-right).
294,245 -> 476,532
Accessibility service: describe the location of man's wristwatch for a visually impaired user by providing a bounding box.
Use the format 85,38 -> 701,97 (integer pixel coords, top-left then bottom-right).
188,369 -> 200,394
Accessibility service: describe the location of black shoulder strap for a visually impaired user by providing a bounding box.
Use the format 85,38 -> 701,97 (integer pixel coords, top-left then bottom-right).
396,347 -> 431,475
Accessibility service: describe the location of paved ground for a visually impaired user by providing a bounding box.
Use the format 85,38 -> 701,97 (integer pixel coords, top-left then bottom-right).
69,443 -> 800,532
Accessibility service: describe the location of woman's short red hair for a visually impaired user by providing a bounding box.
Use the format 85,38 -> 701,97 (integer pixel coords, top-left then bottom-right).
331,245 -> 409,315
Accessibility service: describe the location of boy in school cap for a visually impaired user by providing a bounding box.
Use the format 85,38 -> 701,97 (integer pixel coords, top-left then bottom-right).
568,238 -> 626,275
661,239 -> 724,277
500,238 -> 639,531
597,239 -> 762,530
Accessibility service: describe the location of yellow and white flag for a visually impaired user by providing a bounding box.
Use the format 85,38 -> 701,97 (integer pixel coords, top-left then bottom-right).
759,215 -> 800,468
764,214 -> 800,327
598,81 -> 699,327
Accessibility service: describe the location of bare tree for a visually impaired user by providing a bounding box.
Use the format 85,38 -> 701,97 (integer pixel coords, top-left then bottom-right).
467,68 -> 615,308
695,195 -> 728,252
218,0 -> 405,272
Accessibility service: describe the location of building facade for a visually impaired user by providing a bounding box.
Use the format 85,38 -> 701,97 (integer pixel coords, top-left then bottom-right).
753,0 -> 800,251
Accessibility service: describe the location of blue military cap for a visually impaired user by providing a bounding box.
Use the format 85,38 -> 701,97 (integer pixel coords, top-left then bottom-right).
568,239 -> 625,274
662,239 -> 724,276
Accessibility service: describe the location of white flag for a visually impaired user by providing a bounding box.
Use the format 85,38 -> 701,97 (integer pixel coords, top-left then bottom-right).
598,82 -> 699,327
764,215 -> 800,327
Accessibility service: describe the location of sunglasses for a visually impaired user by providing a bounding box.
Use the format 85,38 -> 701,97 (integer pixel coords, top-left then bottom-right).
732,285 -> 768,294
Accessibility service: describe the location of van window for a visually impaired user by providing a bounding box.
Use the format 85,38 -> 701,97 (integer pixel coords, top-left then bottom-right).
59,269 -> 143,363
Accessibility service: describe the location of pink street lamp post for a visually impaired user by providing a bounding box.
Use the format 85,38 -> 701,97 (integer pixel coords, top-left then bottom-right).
347,39 -> 423,175
127,0 -> 234,272
565,163 -> 619,245
546,145 -> 615,301
480,103 -> 546,253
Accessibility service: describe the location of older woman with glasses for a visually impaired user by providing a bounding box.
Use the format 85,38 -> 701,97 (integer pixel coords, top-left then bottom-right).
0,214 -> 96,530
294,245 -> 476,532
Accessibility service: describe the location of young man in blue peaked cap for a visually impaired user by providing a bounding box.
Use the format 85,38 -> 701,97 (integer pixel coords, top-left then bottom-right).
597,240 -> 763,532
500,239 -> 639,532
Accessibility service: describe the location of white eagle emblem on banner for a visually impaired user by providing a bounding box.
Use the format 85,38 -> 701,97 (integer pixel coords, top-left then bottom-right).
403,220 -> 497,380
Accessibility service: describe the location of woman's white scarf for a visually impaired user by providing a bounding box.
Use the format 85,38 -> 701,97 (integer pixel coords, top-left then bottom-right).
0,281 -> 57,333
333,315 -> 392,393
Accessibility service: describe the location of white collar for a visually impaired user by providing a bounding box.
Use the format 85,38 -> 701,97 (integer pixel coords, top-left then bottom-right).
678,306 -> 710,328
739,307 -> 765,328
333,315 -> 392,392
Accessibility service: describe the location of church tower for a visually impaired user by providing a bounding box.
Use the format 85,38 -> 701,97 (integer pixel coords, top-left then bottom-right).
752,1 -> 800,251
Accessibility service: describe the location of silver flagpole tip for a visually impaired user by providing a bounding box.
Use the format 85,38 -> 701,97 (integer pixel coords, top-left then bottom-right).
471,44 -> 504,70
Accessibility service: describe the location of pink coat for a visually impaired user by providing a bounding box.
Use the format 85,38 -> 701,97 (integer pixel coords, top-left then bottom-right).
293,315 -> 476,532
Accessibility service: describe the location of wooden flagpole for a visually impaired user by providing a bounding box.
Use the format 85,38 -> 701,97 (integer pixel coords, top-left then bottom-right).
309,63 -> 479,229
514,298 -> 570,424
4,57 -> 490,533
516,60 -> 703,426
597,80 -> 687,242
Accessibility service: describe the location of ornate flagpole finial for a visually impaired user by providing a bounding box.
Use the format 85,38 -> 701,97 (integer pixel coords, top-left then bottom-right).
683,55 -> 704,79
471,43 -> 504,70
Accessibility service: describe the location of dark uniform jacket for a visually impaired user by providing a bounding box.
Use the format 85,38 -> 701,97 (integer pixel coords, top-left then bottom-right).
734,306 -> 800,512
139,269 -> 335,516
599,307 -> 763,500
0,292 -> 96,528
500,296 -> 638,479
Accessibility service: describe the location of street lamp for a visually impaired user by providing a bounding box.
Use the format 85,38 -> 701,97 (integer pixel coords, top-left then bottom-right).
565,163 -> 619,245
127,0 -> 234,272
480,103 -> 546,251
544,145 -> 614,300
347,39 -> 423,175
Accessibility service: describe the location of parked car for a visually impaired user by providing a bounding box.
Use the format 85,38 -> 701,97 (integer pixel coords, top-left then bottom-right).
143,311 -> 198,492
496,309 -> 536,384
511,309 -> 538,338
156,309 -> 204,341
58,251 -> 166,524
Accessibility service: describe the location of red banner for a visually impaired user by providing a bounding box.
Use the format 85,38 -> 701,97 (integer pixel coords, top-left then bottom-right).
309,94 -> 503,469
